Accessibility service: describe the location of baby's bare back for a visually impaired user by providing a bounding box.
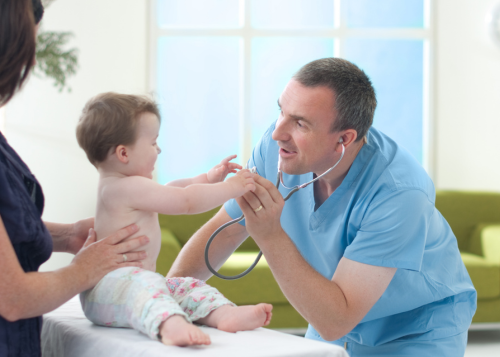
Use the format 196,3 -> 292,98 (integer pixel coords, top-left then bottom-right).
95,177 -> 162,272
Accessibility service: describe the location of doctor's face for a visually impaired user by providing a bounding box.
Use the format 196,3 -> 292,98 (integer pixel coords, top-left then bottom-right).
272,79 -> 342,176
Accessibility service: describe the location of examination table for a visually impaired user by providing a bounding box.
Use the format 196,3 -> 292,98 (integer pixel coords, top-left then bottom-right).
41,296 -> 348,357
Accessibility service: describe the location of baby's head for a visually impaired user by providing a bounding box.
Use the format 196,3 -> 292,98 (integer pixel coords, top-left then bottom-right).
76,92 -> 161,178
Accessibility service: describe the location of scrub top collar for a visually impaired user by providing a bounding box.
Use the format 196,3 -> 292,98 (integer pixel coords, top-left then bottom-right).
307,134 -> 377,228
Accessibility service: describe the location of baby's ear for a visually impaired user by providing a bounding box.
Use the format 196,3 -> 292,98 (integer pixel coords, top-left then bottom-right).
115,145 -> 129,164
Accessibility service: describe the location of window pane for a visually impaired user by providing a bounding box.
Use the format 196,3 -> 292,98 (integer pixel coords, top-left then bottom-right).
156,37 -> 241,183
346,0 -> 424,28
251,38 -> 334,146
344,39 -> 424,163
251,0 -> 335,29
157,0 -> 241,28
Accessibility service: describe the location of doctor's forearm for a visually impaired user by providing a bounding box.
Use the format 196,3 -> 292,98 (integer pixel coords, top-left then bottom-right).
167,207 -> 248,280
259,231 -> 354,341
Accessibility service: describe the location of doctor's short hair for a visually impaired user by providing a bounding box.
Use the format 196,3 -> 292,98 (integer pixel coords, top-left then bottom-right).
76,92 -> 161,167
293,58 -> 377,141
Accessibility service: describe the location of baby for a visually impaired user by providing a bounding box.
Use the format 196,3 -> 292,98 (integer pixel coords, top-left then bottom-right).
76,92 -> 272,346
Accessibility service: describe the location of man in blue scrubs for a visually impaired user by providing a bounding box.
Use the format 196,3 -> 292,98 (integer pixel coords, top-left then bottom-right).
168,58 -> 476,356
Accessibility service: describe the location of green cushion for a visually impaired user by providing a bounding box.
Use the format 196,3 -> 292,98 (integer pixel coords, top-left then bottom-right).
207,253 -> 290,305
158,208 -> 260,251
435,191 -> 500,252
156,228 -> 182,276
481,225 -> 500,263
461,253 -> 500,299
472,297 -> 500,323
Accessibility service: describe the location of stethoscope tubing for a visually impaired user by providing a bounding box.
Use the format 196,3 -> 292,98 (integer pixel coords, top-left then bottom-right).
204,174 -> 299,280
204,144 -> 344,280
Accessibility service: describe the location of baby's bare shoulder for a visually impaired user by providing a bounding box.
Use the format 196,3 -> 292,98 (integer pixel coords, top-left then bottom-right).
100,176 -> 152,199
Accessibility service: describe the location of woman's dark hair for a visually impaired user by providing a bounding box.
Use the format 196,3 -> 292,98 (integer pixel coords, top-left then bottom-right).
32,0 -> 44,25
0,0 -> 40,106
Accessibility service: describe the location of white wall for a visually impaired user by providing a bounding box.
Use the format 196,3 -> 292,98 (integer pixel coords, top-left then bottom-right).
3,0 -> 500,271
434,0 -> 500,191
4,0 -> 148,271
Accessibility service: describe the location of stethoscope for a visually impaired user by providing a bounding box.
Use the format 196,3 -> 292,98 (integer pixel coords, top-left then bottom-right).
204,138 -> 345,280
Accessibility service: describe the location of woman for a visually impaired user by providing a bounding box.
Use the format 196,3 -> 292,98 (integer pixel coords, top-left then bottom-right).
0,1 -> 148,355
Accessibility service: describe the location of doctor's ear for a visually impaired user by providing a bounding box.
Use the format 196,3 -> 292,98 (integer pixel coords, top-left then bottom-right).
337,130 -> 358,149
115,145 -> 130,164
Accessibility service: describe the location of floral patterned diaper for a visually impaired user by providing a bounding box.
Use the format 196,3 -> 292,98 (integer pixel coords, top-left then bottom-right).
80,267 -> 235,340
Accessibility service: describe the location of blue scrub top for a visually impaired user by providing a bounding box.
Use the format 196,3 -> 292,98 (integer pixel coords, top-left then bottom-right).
225,124 -> 476,347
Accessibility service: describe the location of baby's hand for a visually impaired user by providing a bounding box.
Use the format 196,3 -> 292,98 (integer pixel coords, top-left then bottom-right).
226,169 -> 255,196
207,155 -> 243,183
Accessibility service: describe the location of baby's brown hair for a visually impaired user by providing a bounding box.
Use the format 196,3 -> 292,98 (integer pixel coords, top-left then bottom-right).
76,92 -> 161,167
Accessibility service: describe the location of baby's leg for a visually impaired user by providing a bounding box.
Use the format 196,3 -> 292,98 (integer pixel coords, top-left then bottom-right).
167,277 -> 273,332
80,267 -> 210,346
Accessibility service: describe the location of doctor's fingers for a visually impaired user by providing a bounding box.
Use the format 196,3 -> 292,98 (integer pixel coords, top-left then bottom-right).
253,175 -> 284,205
240,190 -> 264,212
236,196 -> 257,218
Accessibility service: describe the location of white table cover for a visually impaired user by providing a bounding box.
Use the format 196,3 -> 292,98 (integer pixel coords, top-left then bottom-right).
42,296 -> 348,357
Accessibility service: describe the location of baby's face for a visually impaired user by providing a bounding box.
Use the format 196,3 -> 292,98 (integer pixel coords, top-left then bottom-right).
127,112 -> 161,179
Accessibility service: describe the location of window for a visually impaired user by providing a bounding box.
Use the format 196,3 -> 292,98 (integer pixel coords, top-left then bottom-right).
150,0 -> 432,183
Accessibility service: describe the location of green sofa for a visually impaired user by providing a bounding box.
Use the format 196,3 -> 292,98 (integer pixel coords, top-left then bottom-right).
435,191 -> 500,324
156,209 -> 308,329
157,191 -> 500,328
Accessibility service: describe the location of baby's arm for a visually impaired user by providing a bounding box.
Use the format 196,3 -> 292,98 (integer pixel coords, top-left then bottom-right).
118,170 -> 255,215
166,155 -> 242,188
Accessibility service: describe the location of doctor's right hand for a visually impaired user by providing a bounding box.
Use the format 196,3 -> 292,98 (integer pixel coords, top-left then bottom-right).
70,224 -> 149,290
226,169 -> 256,197
236,174 -> 285,244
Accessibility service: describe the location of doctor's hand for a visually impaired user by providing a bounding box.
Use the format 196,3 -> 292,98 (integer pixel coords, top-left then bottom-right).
236,175 -> 285,242
207,154 -> 243,183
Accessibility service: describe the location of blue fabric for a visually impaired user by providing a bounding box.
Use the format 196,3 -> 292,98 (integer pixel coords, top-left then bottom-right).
306,329 -> 468,357
225,123 -> 476,350
0,132 -> 53,357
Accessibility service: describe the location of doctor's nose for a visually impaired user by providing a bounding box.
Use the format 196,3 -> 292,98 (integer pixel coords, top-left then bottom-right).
272,118 -> 289,142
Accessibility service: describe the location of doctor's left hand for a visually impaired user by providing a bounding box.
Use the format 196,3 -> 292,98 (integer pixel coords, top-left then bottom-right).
67,217 -> 95,254
236,174 -> 285,242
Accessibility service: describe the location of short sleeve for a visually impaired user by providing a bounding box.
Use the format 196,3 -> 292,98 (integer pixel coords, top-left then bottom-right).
224,123 -> 275,222
344,189 -> 435,271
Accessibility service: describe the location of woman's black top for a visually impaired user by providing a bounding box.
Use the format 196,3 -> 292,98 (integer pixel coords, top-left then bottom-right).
0,132 -> 53,356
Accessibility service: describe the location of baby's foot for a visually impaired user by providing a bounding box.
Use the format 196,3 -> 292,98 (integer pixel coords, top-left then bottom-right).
159,315 -> 211,346
200,303 -> 273,333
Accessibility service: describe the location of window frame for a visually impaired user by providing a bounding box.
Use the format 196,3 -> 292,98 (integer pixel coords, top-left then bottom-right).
148,0 -> 435,177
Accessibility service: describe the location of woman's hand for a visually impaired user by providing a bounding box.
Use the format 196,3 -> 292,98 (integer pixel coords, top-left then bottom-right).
66,217 -> 94,254
207,154 -> 242,183
70,224 -> 149,289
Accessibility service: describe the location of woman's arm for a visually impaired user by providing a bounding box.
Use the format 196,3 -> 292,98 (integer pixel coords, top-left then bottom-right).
0,216 -> 149,321
45,218 -> 94,254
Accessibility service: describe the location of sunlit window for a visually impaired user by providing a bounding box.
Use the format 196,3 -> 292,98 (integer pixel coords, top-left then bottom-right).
151,0 -> 431,183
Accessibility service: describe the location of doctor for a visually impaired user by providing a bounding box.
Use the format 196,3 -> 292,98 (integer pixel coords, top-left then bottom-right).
168,58 -> 476,356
